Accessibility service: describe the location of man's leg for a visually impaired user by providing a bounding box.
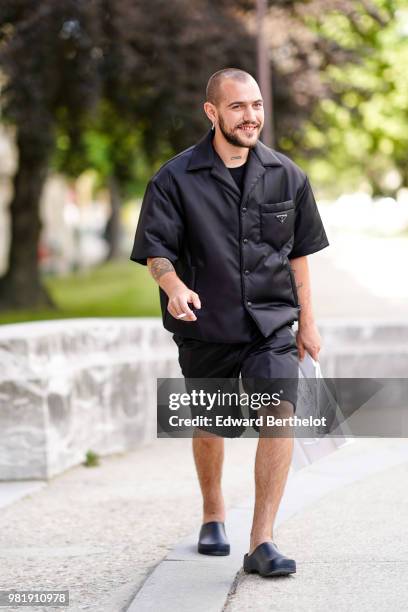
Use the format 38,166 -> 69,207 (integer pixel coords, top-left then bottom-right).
192,428 -> 226,523
240,325 -> 298,571
249,402 -> 294,553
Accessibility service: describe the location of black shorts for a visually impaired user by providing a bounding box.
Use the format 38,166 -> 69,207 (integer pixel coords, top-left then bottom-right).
172,323 -> 299,437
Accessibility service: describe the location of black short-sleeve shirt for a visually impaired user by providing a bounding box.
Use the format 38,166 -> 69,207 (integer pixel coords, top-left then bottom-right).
130,129 -> 329,343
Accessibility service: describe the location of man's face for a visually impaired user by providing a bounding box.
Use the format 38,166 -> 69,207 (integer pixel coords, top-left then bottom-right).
215,79 -> 264,148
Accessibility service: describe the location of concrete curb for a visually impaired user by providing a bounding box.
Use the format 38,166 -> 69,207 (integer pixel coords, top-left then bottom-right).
0,481 -> 46,509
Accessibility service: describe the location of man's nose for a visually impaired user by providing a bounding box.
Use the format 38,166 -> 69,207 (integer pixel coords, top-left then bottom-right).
243,106 -> 257,123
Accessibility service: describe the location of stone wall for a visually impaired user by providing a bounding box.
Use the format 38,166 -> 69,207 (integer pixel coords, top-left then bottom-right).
318,319 -> 408,377
0,318 -> 180,481
1,318 -> 406,481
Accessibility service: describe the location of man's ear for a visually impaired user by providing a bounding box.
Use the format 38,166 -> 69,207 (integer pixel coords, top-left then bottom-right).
203,101 -> 217,126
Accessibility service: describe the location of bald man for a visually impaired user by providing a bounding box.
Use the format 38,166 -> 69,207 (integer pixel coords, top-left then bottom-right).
130,68 -> 329,577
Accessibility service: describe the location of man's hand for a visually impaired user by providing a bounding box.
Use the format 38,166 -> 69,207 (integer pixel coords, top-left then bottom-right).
296,320 -> 321,362
146,257 -> 201,322
167,285 -> 201,322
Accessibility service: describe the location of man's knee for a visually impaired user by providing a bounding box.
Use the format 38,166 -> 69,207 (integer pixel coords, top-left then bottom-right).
257,400 -> 295,438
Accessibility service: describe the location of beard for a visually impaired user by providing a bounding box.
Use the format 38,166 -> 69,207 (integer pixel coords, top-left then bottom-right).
218,115 -> 262,148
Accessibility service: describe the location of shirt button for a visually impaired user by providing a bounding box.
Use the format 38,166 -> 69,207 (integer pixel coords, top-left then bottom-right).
247,301 -> 252,307
243,238 -> 248,244
244,270 -> 250,275
242,207 -> 247,213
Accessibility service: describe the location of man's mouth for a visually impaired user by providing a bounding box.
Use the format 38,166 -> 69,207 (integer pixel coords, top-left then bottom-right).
237,124 -> 258,134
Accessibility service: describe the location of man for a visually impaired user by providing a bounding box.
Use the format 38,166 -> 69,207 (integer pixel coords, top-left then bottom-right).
130,68 -> 329,577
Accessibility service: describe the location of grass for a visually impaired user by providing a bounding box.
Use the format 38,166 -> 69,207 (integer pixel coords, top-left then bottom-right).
0,259 -> 162,325
83,450 -> 101,467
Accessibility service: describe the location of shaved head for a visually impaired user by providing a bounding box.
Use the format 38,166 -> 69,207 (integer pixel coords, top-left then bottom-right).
206,68 -> 256,106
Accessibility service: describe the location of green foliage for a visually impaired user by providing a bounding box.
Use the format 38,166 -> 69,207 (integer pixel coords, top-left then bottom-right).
53,100 -> 154,198
0,1 -> 102,151
296,0 -> 408,196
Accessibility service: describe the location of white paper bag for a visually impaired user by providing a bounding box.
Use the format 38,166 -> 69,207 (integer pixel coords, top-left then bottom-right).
292,352 -> 353,471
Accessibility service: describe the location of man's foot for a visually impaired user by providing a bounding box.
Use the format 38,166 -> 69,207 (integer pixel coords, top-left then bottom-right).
198,521 -> 230,556
243,541 -> 296,576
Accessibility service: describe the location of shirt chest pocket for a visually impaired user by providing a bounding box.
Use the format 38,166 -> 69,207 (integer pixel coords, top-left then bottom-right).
259,200 -> 295,250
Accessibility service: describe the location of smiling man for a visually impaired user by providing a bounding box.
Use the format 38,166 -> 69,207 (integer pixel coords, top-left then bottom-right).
130,68 -> 329,577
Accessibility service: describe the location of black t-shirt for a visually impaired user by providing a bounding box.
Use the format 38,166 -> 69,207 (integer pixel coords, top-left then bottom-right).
228,162 -> 247,192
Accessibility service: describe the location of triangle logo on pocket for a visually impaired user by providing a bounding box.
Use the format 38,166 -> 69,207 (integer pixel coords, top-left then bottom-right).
276,213 -> 288,223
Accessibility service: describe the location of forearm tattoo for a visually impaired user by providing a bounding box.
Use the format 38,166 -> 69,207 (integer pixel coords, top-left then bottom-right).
148,257 -> 175,281
290,265 -> 303,291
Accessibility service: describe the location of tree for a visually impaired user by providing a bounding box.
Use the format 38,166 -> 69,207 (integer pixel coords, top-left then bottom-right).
0,1 -> 103,309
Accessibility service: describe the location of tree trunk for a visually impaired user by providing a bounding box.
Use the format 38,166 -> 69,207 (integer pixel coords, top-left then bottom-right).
0,134 -> 55,311
105,175 -> 122,261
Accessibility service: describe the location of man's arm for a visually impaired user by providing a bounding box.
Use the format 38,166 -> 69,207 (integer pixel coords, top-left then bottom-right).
147,257 -> 201,322
289,256 -> 321,361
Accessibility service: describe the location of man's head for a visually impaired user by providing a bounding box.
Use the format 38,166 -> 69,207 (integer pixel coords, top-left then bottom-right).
204,68 -> 264,149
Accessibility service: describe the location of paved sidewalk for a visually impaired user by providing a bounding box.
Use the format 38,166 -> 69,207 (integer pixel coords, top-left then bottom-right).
0,437 -> 257,612
225,451 -> 408,612
128,438 -> 408,612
